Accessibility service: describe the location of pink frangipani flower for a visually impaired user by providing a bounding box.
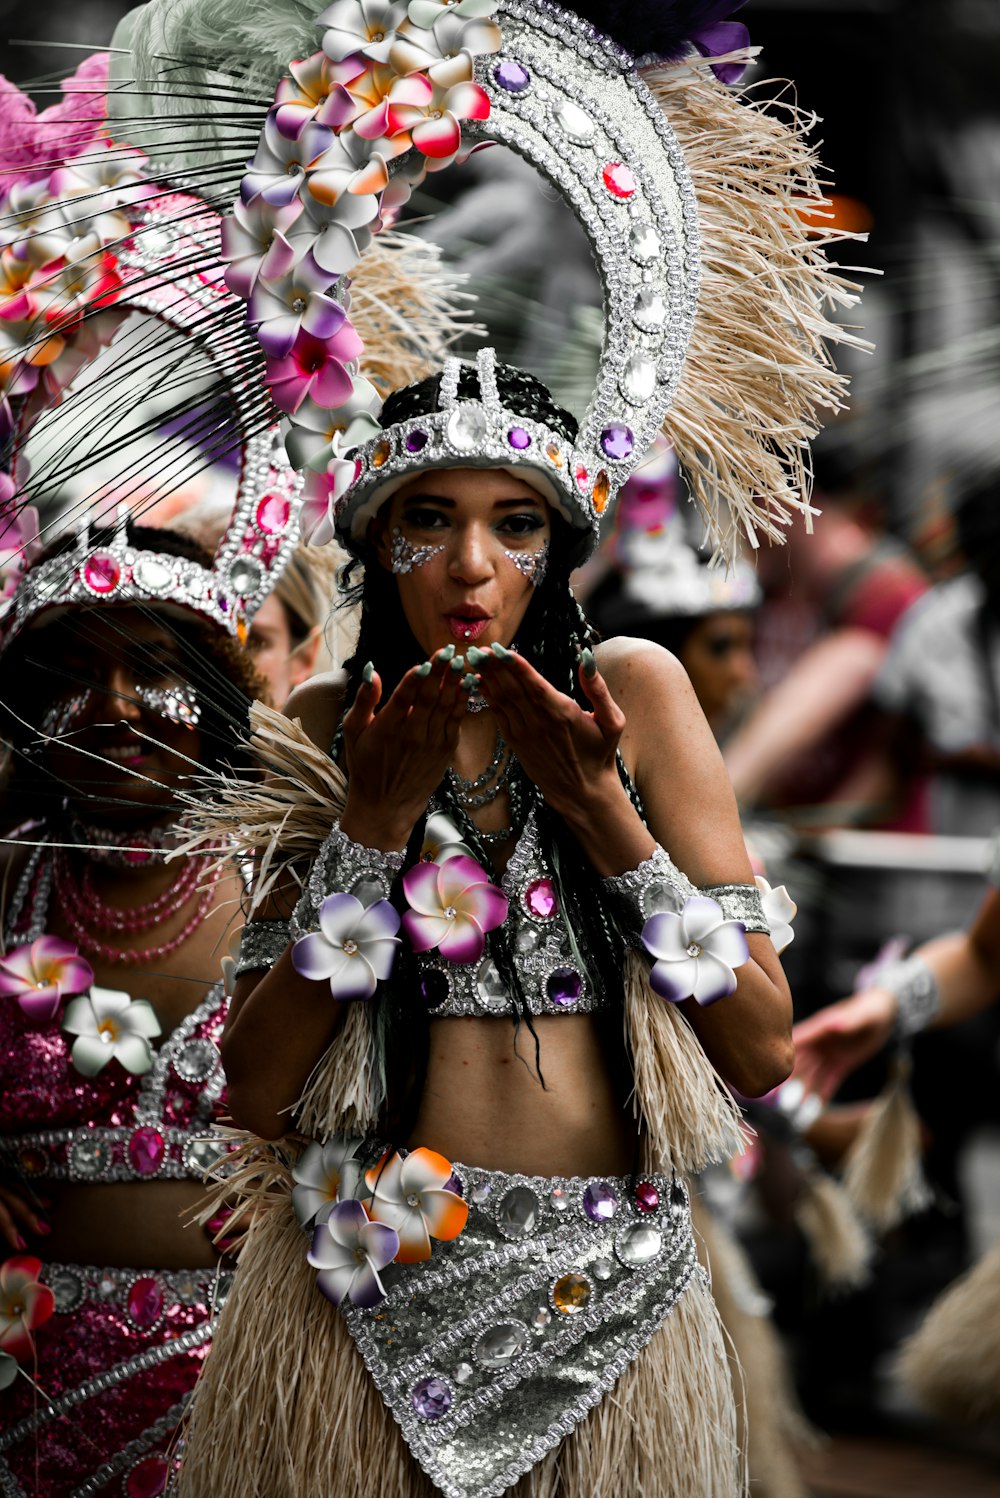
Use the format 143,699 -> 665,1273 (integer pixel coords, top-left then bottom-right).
642,894 -> 749,1006
366,1147 -> 468,1262
372,59 -> 490,161
300,457 -> 361,544
265,318 -> 364,415
307,1197 -> 400,1307
0,935 -> 93,1024
274,53 -> 368,138
402,854 -> 507,964
0,1254 -> 54,1361
292,891 -> 400,999
220,198 -> 306,300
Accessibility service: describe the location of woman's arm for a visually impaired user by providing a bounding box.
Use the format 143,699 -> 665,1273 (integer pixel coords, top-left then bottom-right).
793,885 -> 1000,1102
476,638 -> 794,1097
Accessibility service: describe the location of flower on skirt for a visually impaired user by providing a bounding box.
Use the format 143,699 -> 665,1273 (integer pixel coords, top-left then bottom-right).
0,1255 -> 54,1361
61,986 -> 162,1076
0,935 -> 93,1024
292,892 -> 401,1000
292,1135 -> 366,1229
756,876 -> 797,955
642,894 -> 749,1006
402,855 -> 507,965
366,1146 -> 468,1263
308,1198 -> 400,1308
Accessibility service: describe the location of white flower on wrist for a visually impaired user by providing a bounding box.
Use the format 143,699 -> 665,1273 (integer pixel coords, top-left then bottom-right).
642,895 -> 749,1006
292,1135 -> 366,1229
292,892 -> 400,1000
755,876 -> 797,955
61,987 -> 162,1076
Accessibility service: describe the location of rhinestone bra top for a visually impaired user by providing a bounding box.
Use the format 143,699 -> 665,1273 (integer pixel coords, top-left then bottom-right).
417,809 -> 608,1018
0,847 -> 228,1184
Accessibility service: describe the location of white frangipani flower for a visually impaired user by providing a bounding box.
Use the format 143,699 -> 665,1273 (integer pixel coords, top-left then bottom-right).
755,876 -> 797,955
292,1135 -> 366,1229
61,987 -> 162,1076
642,895 -> 749,1007
292,892 -> 400,1000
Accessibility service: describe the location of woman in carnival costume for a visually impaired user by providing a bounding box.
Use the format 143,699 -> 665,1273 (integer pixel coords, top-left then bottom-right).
0,52 -> 456,1496
101,1 -> 862,1493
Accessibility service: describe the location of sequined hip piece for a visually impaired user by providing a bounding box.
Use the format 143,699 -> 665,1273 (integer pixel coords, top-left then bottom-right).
0,1261 -> 232,1498
340,1162 -> 700,1498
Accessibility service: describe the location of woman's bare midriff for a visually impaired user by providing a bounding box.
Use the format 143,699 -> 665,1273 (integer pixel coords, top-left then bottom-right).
408,1014 -> 635,1177
36,1181 -> 223,1270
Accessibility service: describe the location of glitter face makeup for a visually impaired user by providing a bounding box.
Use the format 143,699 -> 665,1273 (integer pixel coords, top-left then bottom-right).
38,690 -> 95,741
504,540 -> 549,588
390,527 -> 445,575
134,681 -> 202,728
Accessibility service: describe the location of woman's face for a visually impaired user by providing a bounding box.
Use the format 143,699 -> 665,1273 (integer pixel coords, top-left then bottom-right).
24,607 -> 206,825
373,467 -> 553,656
247,593 -> 319,710
678,612 -> 758,730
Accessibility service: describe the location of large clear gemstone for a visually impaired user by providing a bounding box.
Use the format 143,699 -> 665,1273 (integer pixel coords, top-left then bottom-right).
551,99 -> 595,143
69,1137 -> 112,1178
447,405 -> 488,452
633,288 -> 667,331
616,1222 -> 663,1266
496,1185 -> 540,1238
173,1038 -> 219,1082
475,1319 -> 528,1369
228,556 -> 264,596
643,880 -> 682,916
49,1268 -> 85,1313
620,355 -> 657,404
629,224 -> 660,263
132,557 -> 174,593
476,958 -> 509,1011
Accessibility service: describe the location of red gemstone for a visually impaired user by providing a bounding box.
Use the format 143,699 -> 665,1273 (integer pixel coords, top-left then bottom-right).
574,463 -> 589,492
634,1181 -> 659,1214
524,878 -> 557,920
83,551 -> 121,593
126,1276 -> 165,1330
125,1455 -> 169,1497
602,162 -> 636,199
255,492 -> 290,535
128,1126 -> 165,1177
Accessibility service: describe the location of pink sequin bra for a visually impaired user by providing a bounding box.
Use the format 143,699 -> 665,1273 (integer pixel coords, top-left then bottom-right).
0,844 -> 228,1186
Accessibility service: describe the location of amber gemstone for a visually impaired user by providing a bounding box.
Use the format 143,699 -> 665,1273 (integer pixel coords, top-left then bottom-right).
593,471 -> 610,513
371,437 -> 391,468
552,1271 -> 591,1315
544,440 -> 564,468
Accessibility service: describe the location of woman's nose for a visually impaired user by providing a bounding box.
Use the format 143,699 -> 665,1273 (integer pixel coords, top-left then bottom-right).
448,526 -> 493,585
104,666 -> 142,719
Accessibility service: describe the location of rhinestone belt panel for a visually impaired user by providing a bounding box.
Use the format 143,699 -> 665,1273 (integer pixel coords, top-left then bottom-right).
341,1163 -> 700,1498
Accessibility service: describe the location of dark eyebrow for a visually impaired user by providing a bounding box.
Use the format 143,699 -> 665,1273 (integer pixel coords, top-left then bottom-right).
400,494 -> 545,510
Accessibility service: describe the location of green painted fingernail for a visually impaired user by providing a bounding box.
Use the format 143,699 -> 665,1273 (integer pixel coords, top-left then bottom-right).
363,661 -> 374,684
461,674 -> 479,691
465,646 -> 488,667
491,642 -> 513,660
437,644 -> 456,662
581,648 -> 597,678
415,661 -> 432,678
449,655 -> 466,673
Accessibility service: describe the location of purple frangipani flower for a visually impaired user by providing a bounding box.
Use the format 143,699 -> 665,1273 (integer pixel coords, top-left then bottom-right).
642,894 -> 749,1006
292,891 -> 400,999
307,1197 -> 400,1307
247,235 -> 345,360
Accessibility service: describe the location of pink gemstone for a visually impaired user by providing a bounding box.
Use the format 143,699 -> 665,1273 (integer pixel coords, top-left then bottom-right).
83,551 -> 121,593
574,463 -> 589,492
128,1126 -> 165,1177
524,878 -> 557,920
602,162 -> 636,199
256,492 -> 290,535
125,848 -> 152,865
125,1455 -> 169,1497
634,1181 -> 660,1214
126,1276 -> 164,1330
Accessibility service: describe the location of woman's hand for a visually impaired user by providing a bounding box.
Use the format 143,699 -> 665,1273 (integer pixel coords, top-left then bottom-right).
0,1182 -> 49,1251
473,648 -> 625,820
791,988 -> 897,1102
340,651 -> 468,850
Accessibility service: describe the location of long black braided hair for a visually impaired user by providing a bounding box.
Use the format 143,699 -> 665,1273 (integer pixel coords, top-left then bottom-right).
335,361 -> 646,1136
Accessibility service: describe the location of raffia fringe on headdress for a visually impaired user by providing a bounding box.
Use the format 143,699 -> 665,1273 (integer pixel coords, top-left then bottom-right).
693,1197 -> 816,1498
895,1236 -> 1000,1423
178,1167 -> 745,1497
840,1055 -> 931,1233
646,53 -> 868,558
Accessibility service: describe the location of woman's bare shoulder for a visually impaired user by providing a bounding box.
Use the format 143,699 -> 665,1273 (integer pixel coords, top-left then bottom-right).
593,635 -> 692,710
282,669 -> 348,752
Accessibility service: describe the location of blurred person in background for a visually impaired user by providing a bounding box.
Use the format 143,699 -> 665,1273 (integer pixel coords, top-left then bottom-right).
724,449 -> 928,832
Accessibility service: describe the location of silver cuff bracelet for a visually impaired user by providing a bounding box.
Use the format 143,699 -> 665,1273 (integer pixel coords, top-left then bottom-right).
699,883 -> 770,935
234,918 -> 292,977
293,819 -> 406,936
876,953 -> 942,1040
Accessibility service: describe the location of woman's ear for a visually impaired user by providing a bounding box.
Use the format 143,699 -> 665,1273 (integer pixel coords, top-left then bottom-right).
368,509 -> 393,572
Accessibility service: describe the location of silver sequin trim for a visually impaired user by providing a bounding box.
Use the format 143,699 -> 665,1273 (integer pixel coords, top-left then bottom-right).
700,883 -> 770,935
235,918 -> 291,976
293,820 -> 405,938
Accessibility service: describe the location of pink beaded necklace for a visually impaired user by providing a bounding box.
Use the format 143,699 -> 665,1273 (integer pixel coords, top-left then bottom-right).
52,848 -> 222,965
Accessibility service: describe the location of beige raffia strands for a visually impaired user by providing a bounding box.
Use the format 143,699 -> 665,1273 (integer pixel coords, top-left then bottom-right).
693,1198 -> 815,1498
795,1166 -> 872,1292
840,1056 -> 932,1233
177,1173 -> 745,1497
623,950 -> 747,1176
646,51 -> 867,558
896,1237 -> 1000,1423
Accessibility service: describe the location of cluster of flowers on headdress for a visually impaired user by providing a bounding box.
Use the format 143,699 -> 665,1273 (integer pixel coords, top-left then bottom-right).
223,0 -> 502,535
295,1136 -> 468,1306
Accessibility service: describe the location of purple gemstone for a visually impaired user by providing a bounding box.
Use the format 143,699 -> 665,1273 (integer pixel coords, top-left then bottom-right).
634,1181 -> 660,1214
411,1376 -> 453,1419
507,426 -> 532,451
406,429 -> 429,453
444,1173 -> 464,1197
419,970 -> 450,1009
494,60 -> 531,93
600,423 -> 635,462
583,1180 -> 619,1222
546,967 -> 582,1008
